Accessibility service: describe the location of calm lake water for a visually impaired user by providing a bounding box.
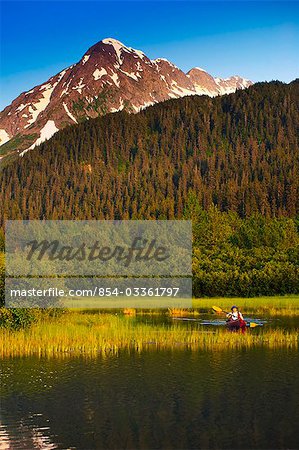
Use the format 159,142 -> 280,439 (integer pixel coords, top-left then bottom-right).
1,345 -> 298,450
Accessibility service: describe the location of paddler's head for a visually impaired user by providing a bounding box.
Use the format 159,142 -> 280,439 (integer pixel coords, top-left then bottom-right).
231,305 -> 238,312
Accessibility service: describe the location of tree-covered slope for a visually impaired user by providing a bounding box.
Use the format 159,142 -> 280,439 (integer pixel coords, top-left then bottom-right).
0,80 -> 298,223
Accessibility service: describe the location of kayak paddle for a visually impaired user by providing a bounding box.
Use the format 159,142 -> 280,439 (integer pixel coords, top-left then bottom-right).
248,322 -> 260,328
212,305 -> 228,314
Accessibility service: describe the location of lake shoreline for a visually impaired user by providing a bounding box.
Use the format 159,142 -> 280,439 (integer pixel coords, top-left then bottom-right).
1,299 -> 298,357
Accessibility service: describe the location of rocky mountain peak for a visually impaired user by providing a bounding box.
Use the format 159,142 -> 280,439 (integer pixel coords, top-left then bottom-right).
0,38 -> 253,158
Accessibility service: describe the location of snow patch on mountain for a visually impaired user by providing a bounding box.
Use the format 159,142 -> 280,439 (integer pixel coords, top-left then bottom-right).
154,58 -> 179,70
82,55 -> 90,65
0,37 -> 253,158
60,79 -> 72,97
129,48 -> 146,60
35,119 -> 59,143
192,67 -> 207,72
39,82 -> 52,92
16,103 -> 29,112
102,38 -> 147,63
110,73 -> 120,87
93,68 -> 107,80
72,78 -> 85,94
170,81 -> 195,97
193,86 -> 214,96
20,120 -> 59,156
22,72 -> 67,129
102,38 -> 124,65
120,69 -> 140,81
24,84 -> 55,128
25,88 -> 35,96
140,101 -> 155,110
0,129 -> 10,146
63,103 -> 77,123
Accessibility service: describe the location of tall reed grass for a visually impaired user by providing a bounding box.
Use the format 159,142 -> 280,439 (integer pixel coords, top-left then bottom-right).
0,312 -> 297,358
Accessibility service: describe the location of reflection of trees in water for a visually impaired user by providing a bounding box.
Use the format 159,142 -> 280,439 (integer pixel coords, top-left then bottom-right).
1,350 -> 298,449
0,413 -> 57,449
0,421 -> 11,450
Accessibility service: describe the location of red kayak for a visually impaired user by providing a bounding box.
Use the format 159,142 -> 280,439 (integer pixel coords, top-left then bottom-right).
226,319 -> 246,333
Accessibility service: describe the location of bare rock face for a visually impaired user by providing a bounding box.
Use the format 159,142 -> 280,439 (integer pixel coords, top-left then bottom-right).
187,68 -> 220,95
0,38 -> 252,156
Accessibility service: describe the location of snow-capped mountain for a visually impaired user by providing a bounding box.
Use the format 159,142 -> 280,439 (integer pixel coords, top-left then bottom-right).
0,38 -> 252,156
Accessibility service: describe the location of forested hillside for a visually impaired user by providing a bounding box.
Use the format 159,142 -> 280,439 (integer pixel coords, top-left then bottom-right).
0,81 -> 299,296
0,80 -> 298,222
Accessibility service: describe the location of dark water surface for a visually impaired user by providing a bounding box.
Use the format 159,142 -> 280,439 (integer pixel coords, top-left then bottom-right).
136,313 -> 299,331
0,348 -> 298,450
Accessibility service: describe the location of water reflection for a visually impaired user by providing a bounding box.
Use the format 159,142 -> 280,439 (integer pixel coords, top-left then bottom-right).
137,313 -> 299,331
0,349 -> 298,449
0,415 -> 58,449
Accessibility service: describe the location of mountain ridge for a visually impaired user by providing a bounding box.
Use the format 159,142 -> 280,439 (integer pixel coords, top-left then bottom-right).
0,37 -> 252,157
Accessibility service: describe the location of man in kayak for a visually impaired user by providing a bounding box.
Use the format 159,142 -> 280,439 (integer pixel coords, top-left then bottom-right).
226,306 -> 246,333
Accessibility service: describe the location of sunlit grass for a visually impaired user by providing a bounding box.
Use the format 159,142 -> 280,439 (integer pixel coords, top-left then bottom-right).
168,308 -> 200,317
192,296 -> 299,316
0,312 -> 297,358
71,296 -> 299,317
1,297 -> 298,357
123,308 -> 136,316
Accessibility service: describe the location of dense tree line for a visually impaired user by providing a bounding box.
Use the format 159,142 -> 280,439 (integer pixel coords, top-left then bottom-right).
0,80 -> 298,222
0,206 -> 298,299
185,202 -> 299,296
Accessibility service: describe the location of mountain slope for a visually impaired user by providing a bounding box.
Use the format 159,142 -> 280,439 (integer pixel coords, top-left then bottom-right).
0,80 -> 298,222
0,38 -> 252,157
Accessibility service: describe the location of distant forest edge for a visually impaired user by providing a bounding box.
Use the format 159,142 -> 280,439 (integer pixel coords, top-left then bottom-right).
0,209 -> 298,297
0,80 -> 298,297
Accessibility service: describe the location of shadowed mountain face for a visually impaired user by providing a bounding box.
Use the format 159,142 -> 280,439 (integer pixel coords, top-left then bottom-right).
0,38 -> 252,157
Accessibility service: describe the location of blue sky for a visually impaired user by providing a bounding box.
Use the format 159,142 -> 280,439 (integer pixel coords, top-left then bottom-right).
0,1 -> 298,110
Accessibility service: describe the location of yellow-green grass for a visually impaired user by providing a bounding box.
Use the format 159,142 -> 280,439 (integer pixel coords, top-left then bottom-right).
192,296 -> 299,316
0,312 -> 297,358
66,296 -> 299,317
